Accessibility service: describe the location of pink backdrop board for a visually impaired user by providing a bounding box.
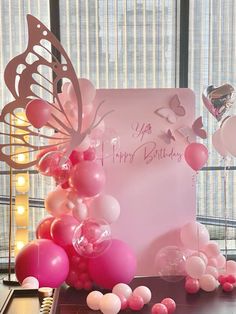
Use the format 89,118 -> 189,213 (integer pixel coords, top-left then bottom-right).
94,88 -> 196,275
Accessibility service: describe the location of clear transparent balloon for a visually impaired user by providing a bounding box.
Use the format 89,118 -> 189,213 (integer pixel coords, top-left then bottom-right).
155,246 -> 186,282
72,218 -> 112,258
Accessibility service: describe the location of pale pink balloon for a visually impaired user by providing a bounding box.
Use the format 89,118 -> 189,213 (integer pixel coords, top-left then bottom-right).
185,278 -> 200,294
208,257 -> 218,267
112,283 -> 132,299
88,194 -> 120,224
68,78 -> 96,106
22,276 -> 39,289
25,99 -> 51,128
51,215 -> 78,248
226,260 -> 236,274
180,221 -> 210,250
202,241 -> 220,258
221,115 -> 236,156
86,291 -> 103,310
45,188 -> 70,217
216,254 -> 226,269
185,256 -> 206,279
69,161 -> 106,197
161,298 -> 176,314
72,202 -> 88,222
212,128 -> 228,157
184,143 -> 208,171
117,295 -> 128,310
128,295 -> 144,311
99,293 -> 121,314
132,286 -> 152,304
199,274 -> 217,292
205,266 -> 218,279
191,252 -> 208,265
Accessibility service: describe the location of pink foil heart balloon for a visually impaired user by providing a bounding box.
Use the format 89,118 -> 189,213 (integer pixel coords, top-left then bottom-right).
202,83 -> 235,121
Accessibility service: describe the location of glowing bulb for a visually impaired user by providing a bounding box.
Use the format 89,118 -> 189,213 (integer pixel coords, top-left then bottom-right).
16,241 -> 25,251
17,205 -> 25,215
15,112 -> 28,126
17,176 -> 26,187
17,154 -> 26,162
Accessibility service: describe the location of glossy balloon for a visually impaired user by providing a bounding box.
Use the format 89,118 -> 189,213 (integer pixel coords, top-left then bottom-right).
184,143 -> 208,171
202,84 -> 235,121
15,239 -> 69,287
36,216 -> 54,240
25,99 -> 51,128
51,215 -> 78,248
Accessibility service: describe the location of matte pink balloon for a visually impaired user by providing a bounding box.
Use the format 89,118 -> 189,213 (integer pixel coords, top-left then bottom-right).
184,143 -> 208,171
128,295 -> 144,311
151,303 -> 168,314
25,98 -> 51,128
191,252 -> 208,265
185,278 -> 200,294
202,241 -> 220,258
199,274 -> 217,292
216,254 -> 226,269
36,216 -> 54,240
205,266 -> 218,279
212,129 -> 228,157
221,115 -> 236,156
70,161 -> 106,197
185,256 -> 206,279
15,239 -> 69,288
180,221 -> 210,250
226,260 -> 236,274
88,239 -> 137,289
51,215 -> 78,248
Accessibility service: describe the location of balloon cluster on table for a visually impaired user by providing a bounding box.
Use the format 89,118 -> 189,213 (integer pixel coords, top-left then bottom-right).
15,79 -> 137,289
156,221 -> 236,294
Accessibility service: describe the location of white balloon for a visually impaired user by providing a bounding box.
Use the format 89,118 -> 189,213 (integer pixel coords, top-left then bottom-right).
112,283 -> 132,299
133,286 -> 152,304
89,194 -> 120,224
22,276 -> 39,289
86,291 -> 103,310
99,293 -> 121,314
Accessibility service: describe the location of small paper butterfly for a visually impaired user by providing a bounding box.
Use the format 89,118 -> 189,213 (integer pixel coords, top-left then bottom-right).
154,95 -> 186,124
159,129 -> 176,145
177,116 -> 207,143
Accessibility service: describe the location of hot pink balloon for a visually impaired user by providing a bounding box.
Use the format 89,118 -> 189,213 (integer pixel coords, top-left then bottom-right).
15,239 -> 69,288
36,216 -> 54,240
212,128 -> 228,157
88,239 -> 137,289
184,143 -> 208,171
25,98 -> 51,128
51,215 -> 78,248
221,115 -> 236,156
70,161 -> 106,197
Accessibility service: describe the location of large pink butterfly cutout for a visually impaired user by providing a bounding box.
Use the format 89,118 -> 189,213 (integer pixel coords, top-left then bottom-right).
0,15 -> 108,169
154,95 -> 186,124
177,116 -> 207,143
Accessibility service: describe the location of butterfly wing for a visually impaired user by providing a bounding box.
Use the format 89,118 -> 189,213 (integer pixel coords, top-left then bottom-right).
177,126 -> 195,143
1,15 -> 84,169
169,95 -> 186,117
154,108 -> 177,124
192,116 -> 207,139
159,129 -> 175,144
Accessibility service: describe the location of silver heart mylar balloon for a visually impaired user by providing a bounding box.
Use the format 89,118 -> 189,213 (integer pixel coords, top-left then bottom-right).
202,83 -> 235,121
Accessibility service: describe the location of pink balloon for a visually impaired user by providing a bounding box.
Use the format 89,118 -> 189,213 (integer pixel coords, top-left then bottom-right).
216,254 -> 226,269
151,303 -> 168,314
226,260 -> 236,274
205,266 -> 218,279
45,187 -> 70,217
68,78 -> 96,106
212,129 -> 228,157
88,239 -> 137,289
69,161 -> 106,197
25,99 -> 51,128
161,298 -> 176,314
208,257 -> 218,267
88,194 -> 120,224
222,282 -> 234,292
86,291 -> 103,310
191,252 -> 208,265
180,221 -> 210,250
132,286 -> 152,304
185,256 -> 206,279
15,239 -> 69,287
199,274 -> 217,292
128,295 -> 144,311
117,295 -> 128,310
51,215 -> 78,248
184,143 -> 208,171
36,216 -> 54,240
221,115 -> 236,156
84,147 -> 96,161
202,241 -> 220,258
185,278 -> 200,294
38,151 -> 62,176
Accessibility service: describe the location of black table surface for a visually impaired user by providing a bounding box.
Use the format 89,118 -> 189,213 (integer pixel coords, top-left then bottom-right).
52,276 -> 236,314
